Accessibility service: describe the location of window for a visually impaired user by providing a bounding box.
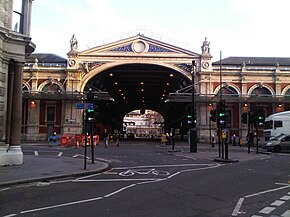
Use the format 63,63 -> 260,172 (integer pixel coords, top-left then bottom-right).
274,120 -> 283,128
12,0 -> 24,33
264,120 -> 273,129
46,106 -> 55,122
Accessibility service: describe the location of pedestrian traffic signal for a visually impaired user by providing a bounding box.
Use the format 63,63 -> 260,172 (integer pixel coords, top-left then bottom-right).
87,109 -> 94,122
218,110 -> 226,126
187,114 -> 192,124
241,112 -> 248,124
210,109 -> 217,122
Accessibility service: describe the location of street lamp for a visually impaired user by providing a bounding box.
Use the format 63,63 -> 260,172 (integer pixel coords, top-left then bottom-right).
190,60 -> 197,153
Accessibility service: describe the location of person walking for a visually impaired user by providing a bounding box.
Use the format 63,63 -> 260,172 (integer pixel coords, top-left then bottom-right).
103,129 -> 109,148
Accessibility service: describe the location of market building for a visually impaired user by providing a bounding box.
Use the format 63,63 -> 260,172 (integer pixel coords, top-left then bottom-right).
22,34 -> 290,144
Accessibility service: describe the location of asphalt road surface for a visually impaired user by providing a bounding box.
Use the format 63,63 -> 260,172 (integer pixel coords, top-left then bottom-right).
1,141 -> 290,217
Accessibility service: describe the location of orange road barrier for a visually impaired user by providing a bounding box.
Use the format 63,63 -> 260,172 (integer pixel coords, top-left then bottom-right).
60,134 -> 76,147
93,135 -> 99,146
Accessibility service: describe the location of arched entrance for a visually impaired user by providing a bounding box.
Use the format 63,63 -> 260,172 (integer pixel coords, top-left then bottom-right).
82,63 -> 192,136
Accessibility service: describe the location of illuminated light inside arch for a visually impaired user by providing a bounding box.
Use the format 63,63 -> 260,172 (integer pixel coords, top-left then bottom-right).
123,109 -> 164,138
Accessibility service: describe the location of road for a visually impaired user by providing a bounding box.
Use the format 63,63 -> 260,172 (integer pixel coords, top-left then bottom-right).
1,141 -> 290,217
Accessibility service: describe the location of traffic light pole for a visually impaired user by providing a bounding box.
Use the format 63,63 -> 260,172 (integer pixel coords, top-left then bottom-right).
256,116 -> 259,154
90,121 -> 94,164
84,111 -> 87,170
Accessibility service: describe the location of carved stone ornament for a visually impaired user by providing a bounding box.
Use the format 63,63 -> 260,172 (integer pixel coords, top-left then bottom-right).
202,61 -> 210,69
68,59 -> 76,67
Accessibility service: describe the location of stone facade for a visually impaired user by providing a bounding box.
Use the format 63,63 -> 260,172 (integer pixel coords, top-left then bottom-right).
22,34 -> 290,145
0,0 -> 35,165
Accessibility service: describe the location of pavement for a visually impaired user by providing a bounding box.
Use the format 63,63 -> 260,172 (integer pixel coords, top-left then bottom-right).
0,141 -> 270,188
0,147 -> 109,188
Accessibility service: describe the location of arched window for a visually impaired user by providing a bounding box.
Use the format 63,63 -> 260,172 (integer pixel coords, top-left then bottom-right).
217,86 -> 239,97
284,89 -> 290,97
251,87 -> 271,96
41,83 -> 62,93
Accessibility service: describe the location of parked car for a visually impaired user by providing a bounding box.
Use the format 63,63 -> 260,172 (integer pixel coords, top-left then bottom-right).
263,133 -> 290,152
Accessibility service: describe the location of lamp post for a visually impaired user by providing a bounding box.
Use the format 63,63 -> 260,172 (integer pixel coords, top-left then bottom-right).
190,60 -> 197,153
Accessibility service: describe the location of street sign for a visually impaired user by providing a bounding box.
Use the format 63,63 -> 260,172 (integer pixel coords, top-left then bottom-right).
75,103 -> 94,110
75,103 -> 85,109
86,103 -> 93,109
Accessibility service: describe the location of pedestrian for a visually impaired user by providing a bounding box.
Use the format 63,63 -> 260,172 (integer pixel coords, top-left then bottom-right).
232,134 -> 236,146
103,129 -> 109,148
211,134 -> 215,147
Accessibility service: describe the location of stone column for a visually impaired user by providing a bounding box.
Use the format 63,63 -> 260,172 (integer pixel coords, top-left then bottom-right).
0,61 -> 24,165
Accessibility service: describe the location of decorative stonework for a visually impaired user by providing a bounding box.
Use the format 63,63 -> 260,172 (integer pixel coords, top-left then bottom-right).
148,44 -> 174,52
109,44 -> 133,52
176,63 -> 192,72
82,61 -> 104,72
132,40 -> 147,53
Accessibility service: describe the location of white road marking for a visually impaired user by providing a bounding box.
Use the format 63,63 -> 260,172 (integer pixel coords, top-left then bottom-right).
280,195 -> 290,200
258,207 -> 275,214
271,200 -> 285,206
114,163 -> 220,170
231,197 -> 244,216
0,187 -> 10,192
72,154 -> 89,159
232,184 -> 290,216
34,151 -> 39,156
251,215 -> 263,217
74,178 -> 158,182
282,210 -> 290,217
245,185 -> 290,198
20,197 -> 104,214
11,163 -> 221,215
3,214 -> 17,217
57,152 -> 63,157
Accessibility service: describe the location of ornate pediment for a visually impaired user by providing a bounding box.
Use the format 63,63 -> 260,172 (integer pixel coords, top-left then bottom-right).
80,34 -> 199,57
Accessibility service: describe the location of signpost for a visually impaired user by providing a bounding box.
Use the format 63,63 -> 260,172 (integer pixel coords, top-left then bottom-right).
75,102 -> 95,169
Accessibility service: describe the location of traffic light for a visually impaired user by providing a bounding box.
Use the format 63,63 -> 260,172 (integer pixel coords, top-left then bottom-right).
187,114 -> 192,124
218,110 -> 226,126
217,100 -> 226,126
94,104 -> 99,118
86,89 -> 94,103
219,100 -> 226,112
256,108 -> 265,126
241,112 -> 248,124
87,108 -> 94,122
210,109 -> 217,122
249,112 -> 255,124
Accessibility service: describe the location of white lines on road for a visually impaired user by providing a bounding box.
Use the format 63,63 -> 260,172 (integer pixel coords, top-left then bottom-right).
271,200 -> 285,206
57,152 -> 63,157
34,151 -> 38,156
231,198 -> 244,216
11,163 -> 221,216
0,187 -> 10,192
232,184 -> 290,216
258,206 -> 275,214
280,195 -> 290,200
282,210 -> 290,217
114,163 -> 219,170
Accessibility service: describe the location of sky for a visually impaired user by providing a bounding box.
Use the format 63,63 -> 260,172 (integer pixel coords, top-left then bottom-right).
31,0 -> 290,61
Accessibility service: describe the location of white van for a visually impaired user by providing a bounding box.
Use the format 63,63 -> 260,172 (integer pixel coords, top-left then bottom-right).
264,111 -> 290,141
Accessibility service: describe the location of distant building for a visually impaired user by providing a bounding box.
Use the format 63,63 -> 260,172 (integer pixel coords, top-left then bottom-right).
0,0 -> 35,166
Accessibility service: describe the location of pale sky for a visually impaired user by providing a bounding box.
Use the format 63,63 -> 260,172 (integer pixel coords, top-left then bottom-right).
31,0 -> 290,61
